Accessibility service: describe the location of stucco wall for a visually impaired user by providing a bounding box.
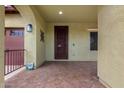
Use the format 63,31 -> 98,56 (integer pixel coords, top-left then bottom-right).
0,5 -> 4,87
5,14 -> 26,27
98,6 -> 124,87
31,6 -> 46,67
46,22 -> 97,61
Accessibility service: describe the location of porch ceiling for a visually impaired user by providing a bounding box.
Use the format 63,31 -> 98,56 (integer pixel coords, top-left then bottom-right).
34,5 -> 97,23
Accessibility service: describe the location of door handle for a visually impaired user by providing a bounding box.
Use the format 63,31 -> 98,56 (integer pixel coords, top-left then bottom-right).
57,44 -> 62,47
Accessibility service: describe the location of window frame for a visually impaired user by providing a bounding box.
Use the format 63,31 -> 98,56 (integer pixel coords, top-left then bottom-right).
90,32 -> 98,51
5,27 -> 24,37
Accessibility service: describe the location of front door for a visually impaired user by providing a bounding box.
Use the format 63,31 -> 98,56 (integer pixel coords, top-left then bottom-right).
54,26 -> 68,59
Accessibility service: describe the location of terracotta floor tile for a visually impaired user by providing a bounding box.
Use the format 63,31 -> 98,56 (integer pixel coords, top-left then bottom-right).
5,61 -> 105,88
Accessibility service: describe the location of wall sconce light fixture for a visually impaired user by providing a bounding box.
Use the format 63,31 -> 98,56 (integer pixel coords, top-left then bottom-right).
26,24 -> 33,32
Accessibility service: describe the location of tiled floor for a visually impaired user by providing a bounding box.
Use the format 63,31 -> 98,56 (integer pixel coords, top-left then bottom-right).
5,61 -> 105,88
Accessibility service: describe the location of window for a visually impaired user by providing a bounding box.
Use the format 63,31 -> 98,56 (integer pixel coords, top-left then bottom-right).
90,32 -> 98,51
10,30 -> 24,37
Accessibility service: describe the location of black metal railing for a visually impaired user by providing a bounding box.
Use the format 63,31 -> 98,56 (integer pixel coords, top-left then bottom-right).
4,49 -> 25,75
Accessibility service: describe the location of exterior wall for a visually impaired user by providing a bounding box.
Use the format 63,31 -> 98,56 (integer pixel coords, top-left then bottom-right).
5,14 -> 26,27
46,22 -> 97,61
35,22 -> 46,67
98,6 -> 124,87
0,5 -> 4,87
31,6 -> 46,68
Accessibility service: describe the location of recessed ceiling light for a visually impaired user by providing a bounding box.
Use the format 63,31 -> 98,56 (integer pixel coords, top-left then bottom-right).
59,11 -> 63,15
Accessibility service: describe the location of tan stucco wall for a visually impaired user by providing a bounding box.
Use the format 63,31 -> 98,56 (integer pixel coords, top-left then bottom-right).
31,6 -> 46,67
36,22 -> 45,67
5,14 -> 26,27
46,22 -> 97,61
98,6 -> 124,87
0,5 -> 4,87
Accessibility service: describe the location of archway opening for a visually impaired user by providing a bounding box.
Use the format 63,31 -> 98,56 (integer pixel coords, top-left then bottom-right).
5,5 -> 25,75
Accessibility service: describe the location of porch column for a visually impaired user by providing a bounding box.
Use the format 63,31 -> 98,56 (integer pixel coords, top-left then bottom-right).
98,6 -> 124,88
0,5 -> 5,88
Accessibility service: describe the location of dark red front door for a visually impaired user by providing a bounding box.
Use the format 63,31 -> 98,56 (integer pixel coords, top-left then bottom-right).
54,26 -> 68,59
